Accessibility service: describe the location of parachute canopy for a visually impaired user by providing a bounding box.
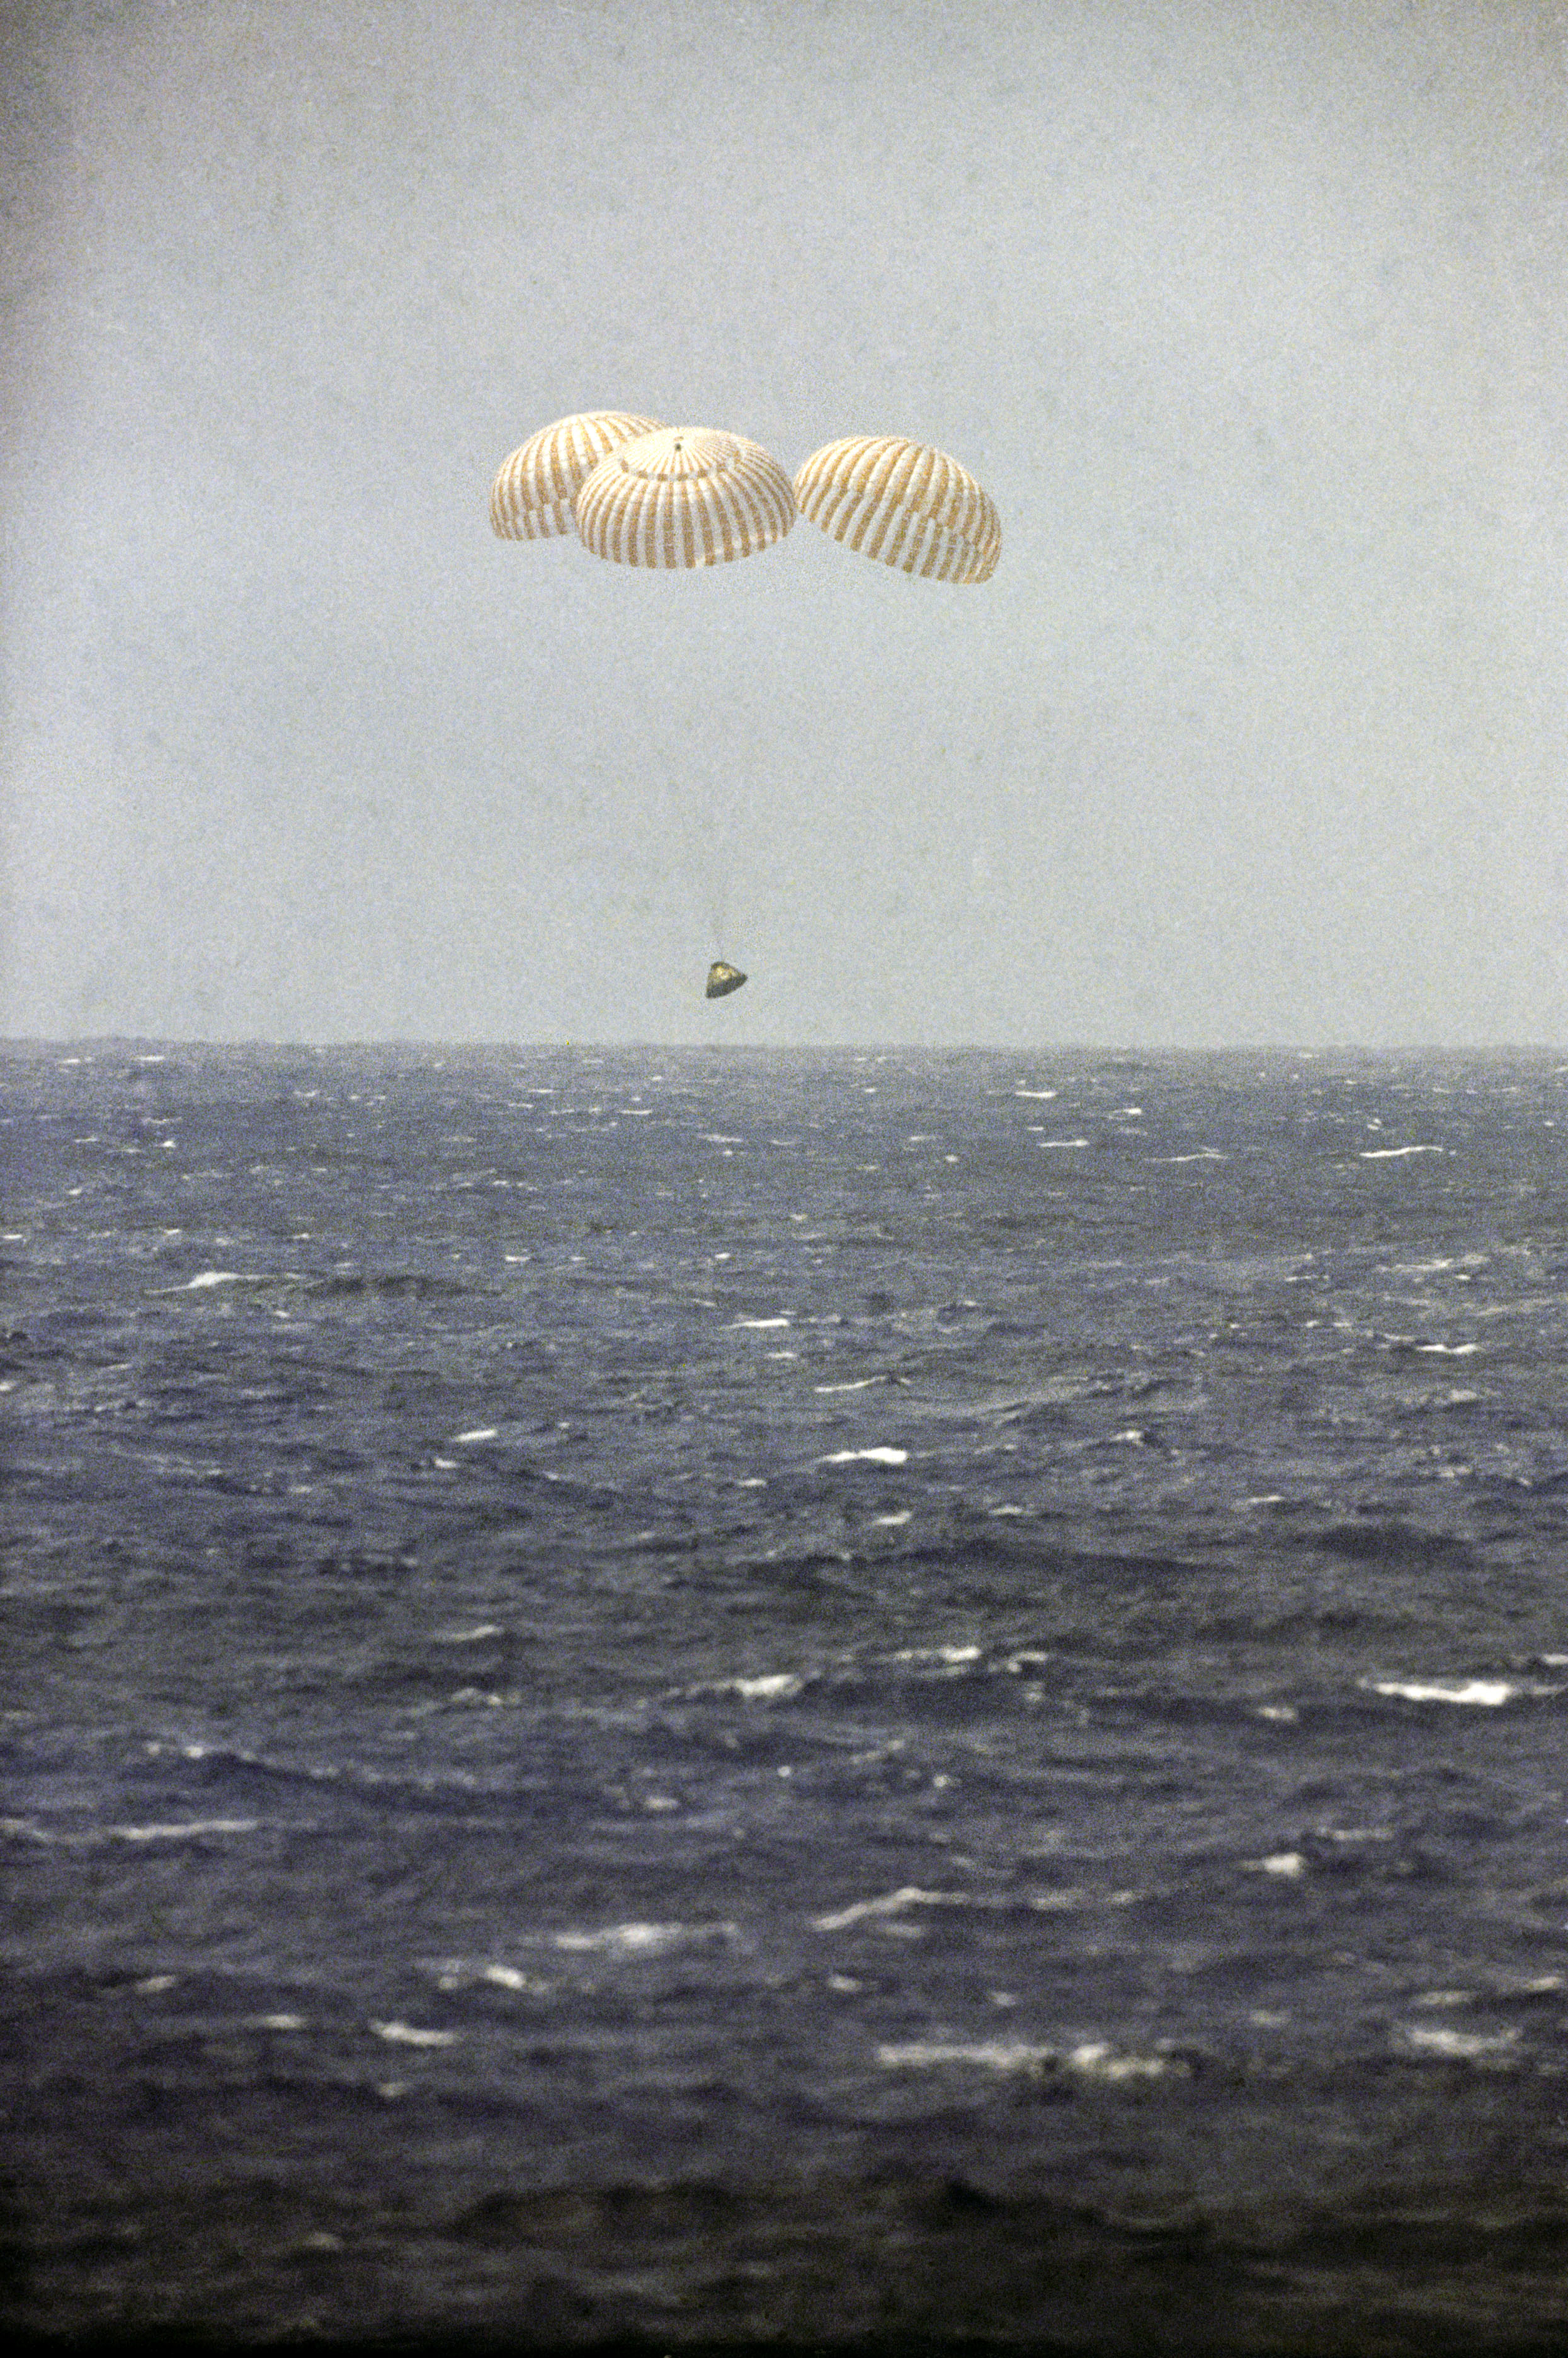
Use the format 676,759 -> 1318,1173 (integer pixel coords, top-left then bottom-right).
574,428 -> 796,569
793,435 -> 1000,583
490,411 -> 665,540
705,960 -> 747,1000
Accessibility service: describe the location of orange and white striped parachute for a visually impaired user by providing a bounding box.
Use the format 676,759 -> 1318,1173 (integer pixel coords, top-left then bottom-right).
573,427 -> 796,569
792,435 -> 1000,583
489,411 -> 665,540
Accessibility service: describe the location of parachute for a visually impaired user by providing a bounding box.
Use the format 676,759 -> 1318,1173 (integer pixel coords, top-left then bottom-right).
792,435 -> 1000,583
489,411 -> 665,540
488,410 -> 1000,1010
573,427 -> 796,570
489,418 -> 1000,579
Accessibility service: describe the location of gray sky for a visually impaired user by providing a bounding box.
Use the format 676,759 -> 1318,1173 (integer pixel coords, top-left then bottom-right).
4,0 -> 1565,1046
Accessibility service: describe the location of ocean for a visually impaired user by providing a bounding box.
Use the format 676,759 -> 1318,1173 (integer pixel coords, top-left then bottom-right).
4,1041 -> 1567,2353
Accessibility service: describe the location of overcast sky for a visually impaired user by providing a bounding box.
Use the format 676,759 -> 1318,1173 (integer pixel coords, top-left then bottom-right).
4,0 -> 1564,1046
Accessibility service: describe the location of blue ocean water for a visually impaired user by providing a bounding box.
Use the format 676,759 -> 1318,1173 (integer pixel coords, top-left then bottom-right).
4,1042 -> 1567,2350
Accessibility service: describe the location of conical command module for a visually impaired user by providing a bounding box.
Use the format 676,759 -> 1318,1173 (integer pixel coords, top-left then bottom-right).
705,962 -> 747,1000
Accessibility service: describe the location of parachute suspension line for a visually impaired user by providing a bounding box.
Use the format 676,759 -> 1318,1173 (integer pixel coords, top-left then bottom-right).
703,827 -> 730,962
691,759 -> 732,964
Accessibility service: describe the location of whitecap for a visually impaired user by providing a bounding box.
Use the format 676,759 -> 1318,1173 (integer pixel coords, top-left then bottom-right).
481,1964 -> 547,1991
450,1427 -> 499,1444
1360,1146 -> 1445,1159
877,2038 -> 1178,2080
1152,1149 -> 1227,1163
1065,2042 -> 1179,2081
1400,2024 -> 1520,2060
1413,1342 -> 1478,1355
428,1961 -> 552,1994
551,1920 -> 735,1954
820,1447 -> 908,1466
103,1818 -> 257,1844
1037,1137 -> 1091,1149
368,2020 -> 460,2048
878,2039 -> 1055,2071
0,1814 -> 260,1848
727,1673 -> 802,1700
1013,1089 -> 1058,1100
814,1378 -> 884,1393
812,1886 -> 961,1931
730,1317 -> 790,1329
873,1509 -> 912,1525
1368,1678 -> 1518,1706
1242,1852 -> 1306,1877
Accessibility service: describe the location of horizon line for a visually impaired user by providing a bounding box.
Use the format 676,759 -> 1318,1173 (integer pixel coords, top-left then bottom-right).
6,1035 -> 1567,1059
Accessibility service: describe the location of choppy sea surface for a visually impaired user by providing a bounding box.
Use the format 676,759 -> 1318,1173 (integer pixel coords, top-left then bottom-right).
4,1042 -> 1568,2353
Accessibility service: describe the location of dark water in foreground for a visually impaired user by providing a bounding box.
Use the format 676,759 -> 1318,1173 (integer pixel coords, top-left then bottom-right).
4,1042 -> 1568,2352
